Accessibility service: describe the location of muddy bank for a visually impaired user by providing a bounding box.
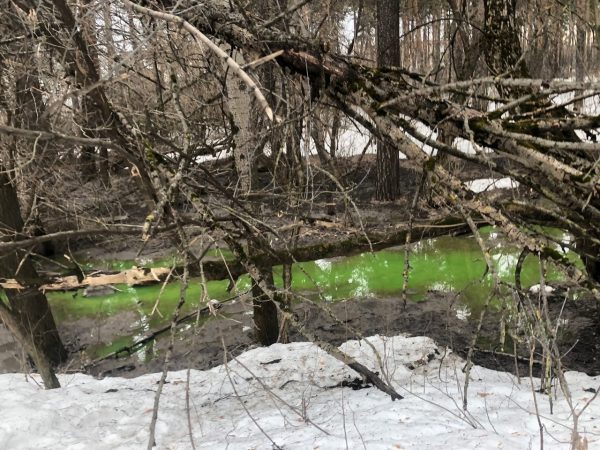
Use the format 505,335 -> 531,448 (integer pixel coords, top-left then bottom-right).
52,287 -> 600,379
2,283 -> 597,379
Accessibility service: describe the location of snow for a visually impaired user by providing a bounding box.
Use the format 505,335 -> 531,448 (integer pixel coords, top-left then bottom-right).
529,284 -> 556,294
1,335 -> 599,449
467,177 -> 519,193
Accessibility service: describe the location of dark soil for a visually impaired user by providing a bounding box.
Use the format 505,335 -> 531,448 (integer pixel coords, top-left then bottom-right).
52,286 -> 600,379
56,156 -> 511,263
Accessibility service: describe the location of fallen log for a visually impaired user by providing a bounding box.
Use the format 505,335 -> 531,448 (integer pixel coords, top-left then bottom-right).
0,266 -> 172,291
0,216 -> 472,292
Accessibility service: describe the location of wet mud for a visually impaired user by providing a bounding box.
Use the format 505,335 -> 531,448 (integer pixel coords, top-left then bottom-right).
49,288 -> 600,379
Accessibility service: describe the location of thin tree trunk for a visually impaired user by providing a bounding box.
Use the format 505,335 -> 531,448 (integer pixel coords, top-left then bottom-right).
375,0 -> 401,201
78,0 -> 109,184
249,249 -> 280,346
575,1 -> 588,112
227,51 -> 258,195
329,110 -> 341,159
0,169 -> 66,385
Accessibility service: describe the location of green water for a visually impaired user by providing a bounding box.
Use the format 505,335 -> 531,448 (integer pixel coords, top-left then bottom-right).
47,228 -> 581,359
48,279 -> 231,360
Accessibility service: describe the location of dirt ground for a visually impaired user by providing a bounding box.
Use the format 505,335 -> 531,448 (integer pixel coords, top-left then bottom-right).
49,286 -> 600,380
50,157 -> 504,264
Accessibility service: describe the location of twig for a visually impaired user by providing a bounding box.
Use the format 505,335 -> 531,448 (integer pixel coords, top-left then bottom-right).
228,354 -> 330,435
82,300 -> 226,369
147,255 -> 190,449
124,0 -> 276,123
260,0 -> 313,29
221,338 -> 282,449
402,170 -> 427,308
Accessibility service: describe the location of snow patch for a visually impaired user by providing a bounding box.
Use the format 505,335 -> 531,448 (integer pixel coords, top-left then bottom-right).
529,284 -> 556,294
1,335 -> 598,449
467,177 -> 519,193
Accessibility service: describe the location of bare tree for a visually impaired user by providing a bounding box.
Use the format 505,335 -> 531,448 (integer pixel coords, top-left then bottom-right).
375,0 -> 401,201
0,168 -> 66,388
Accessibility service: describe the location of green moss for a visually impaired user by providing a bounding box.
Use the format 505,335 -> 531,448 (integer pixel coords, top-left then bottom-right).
540,246 -> 571,266
424,157 -> 436,171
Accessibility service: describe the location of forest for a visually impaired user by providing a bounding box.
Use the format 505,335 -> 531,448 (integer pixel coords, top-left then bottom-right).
0,0 -> 599,448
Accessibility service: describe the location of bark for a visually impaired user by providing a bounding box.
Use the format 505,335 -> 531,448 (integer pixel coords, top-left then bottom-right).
483,0 -> 529,98
11,38 -> 52,219
375,0 -> 401,201
577,238 -> 600,282
0,12 -> 67,375
0,169 -> 67,374
0,302 -> 60,388
251,261 -> 280,346
284,88 -> 305,186
310,110 -> 333,166
329,110 -> 341,159
575,4 -> 587,112
229,1 -> 281,341
227,51 -> 258,194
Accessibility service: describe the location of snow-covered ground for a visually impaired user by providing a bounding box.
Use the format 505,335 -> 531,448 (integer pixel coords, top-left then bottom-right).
2,335 -> 598,449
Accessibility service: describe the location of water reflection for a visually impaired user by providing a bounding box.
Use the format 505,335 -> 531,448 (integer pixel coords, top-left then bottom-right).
46,229 -> 582,359
50,232 -> 580,317
288,232 -> 581,309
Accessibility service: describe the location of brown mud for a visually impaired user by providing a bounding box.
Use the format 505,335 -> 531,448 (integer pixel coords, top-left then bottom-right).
52,287 -> 600,379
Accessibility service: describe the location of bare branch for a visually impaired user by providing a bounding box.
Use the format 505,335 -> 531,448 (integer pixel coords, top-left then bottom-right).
123,0 -> 277,122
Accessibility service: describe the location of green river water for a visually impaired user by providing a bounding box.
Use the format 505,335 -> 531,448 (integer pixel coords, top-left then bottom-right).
46,228 -> 581,359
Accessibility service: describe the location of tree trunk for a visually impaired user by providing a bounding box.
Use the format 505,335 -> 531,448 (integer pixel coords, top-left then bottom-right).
78,0 -> 107,184
483,0 -> 530,92
376,0 -> 400,201
99,0 -> 117,187
251,264 -> 280,346
12,46 -> 51,220
284,87 -> 305,187
246,234 -> 281,347
577,238 -> 600,282
574,2 -> 587,112
310,109 -> 333,166
227,51 -> 258,195
0,302 -> 60,389
0,169 -> 67,385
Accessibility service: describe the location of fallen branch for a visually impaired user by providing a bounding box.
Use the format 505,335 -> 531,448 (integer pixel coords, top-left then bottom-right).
82,301 -> 223,369
1,215 -> 473,291
0,225 -> 179,255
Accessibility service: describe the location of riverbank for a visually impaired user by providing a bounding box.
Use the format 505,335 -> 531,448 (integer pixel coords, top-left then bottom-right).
3,285 -> 588,379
